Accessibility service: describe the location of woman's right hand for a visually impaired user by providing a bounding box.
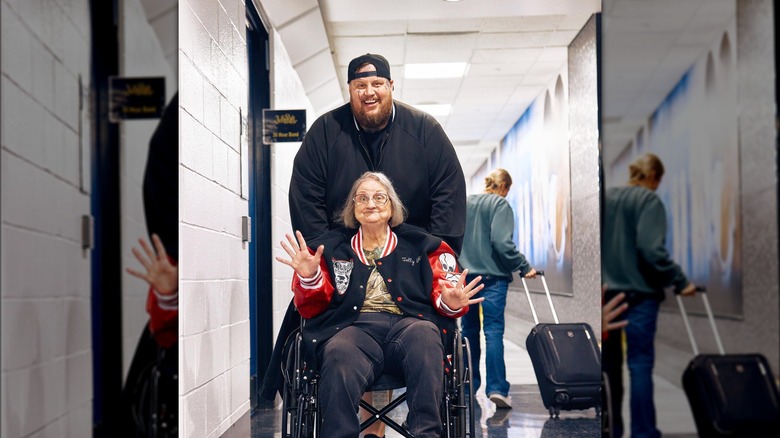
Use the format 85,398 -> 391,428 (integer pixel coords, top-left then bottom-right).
275,230 -> 324,279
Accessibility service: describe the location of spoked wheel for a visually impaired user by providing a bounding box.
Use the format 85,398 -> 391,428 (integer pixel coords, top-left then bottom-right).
281,331 -> 320,438
443,332 -> 476,438
462,335 -> 476,438
601,372 -> 613,438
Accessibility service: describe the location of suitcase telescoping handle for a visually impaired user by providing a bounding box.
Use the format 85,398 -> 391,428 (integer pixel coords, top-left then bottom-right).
520,270 -> 559,325
675,287 -> 725,356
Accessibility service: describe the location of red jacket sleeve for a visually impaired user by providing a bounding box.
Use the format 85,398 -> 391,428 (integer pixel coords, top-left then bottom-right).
146,288 -> 178,348
291,255 -> 336,319
428,242 -> 469,318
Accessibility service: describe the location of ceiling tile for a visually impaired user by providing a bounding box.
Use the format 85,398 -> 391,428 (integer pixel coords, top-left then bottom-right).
467,62 -> 533,77
261,0 -> 319,29
277,9 -> 330,65
331,35 -> 407,67
476,31 -> 555,49
404,33 -> 478,63
294,49 -> 338,94
326,21 -> 408,37
482,15 -> 566,33
407,18 -> 483,34
472,48 -> 542,64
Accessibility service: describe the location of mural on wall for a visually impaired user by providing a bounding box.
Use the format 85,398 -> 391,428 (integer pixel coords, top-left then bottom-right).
605,24 -> 742,316
497,72 -> 574,296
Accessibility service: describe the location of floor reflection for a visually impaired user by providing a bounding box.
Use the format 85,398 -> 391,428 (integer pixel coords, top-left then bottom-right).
250,383 -> 600,437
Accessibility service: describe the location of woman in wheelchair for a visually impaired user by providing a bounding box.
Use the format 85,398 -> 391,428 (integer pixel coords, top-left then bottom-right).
276,171 -> 483,438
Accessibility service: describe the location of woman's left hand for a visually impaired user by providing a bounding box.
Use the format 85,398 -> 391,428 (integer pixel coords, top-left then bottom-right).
126,233 -> 178,296
439,269 -> 485,311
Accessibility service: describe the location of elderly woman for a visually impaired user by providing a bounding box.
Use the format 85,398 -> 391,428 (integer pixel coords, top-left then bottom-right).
276,171 -> 483,438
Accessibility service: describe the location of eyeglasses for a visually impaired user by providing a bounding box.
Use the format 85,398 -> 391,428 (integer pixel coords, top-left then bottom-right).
354,193 -> 389,206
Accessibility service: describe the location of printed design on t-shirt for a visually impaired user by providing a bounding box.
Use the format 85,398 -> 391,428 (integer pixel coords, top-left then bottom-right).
332,258 -> 353,295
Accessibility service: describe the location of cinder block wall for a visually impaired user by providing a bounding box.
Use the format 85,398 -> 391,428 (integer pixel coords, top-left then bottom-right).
0,0 -> 92,436
178,0 -> 251,436
268,26 -> 316,361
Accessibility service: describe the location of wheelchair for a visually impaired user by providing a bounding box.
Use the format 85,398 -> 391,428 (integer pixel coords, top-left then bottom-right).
280,324 -> 477,438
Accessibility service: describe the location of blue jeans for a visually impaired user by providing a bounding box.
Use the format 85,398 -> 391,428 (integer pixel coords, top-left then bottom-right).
460,275 -> 510,397
603,294 -> 661,438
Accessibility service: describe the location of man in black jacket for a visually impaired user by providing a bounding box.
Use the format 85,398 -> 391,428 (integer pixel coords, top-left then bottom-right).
289,53 -> 466,254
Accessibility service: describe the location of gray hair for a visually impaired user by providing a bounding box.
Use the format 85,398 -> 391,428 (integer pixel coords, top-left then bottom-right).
339,172 -> 407,228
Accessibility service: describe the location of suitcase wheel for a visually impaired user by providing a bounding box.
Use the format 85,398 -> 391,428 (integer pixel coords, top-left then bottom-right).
554,391 -> 570,405
548,406 -> 560,418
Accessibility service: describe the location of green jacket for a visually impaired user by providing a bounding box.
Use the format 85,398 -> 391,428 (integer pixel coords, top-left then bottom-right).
601,185 -> 689,295
459,193 -> 531,279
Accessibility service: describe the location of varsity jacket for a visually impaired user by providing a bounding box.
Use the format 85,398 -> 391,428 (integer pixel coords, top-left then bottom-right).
292,224 -> 469,357
289,101 -> 467,255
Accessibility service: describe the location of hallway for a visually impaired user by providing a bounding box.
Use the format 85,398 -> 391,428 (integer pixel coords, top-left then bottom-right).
249,333 -> 600,437
249,312 -> 702,437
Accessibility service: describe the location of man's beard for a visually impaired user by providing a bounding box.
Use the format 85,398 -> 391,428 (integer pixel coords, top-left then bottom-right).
351,98 -> 393,133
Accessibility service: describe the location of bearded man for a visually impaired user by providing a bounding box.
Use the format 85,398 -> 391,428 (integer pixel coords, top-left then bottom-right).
287,53 -> 466,254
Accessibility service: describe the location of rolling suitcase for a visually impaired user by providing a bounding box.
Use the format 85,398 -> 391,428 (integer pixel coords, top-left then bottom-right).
677,292 -> 780,437
522,271 -> 601,417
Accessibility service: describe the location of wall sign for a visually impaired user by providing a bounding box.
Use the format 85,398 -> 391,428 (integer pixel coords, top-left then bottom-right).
262,109 -> 306,144
109,76 -> 166,122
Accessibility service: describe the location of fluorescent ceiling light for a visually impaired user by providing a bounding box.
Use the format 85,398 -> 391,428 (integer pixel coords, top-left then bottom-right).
405,62 -> 468,79
413,104 -> 451,116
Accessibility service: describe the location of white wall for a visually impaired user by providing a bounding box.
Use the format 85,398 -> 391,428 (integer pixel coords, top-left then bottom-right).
178,0 -> 251,436
267,25 -> 317,362
119,0 -> 178,380
0,0 -> 92,436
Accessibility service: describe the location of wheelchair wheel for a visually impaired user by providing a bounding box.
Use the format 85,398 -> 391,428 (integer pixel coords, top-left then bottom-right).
281,331 -> 320,438
443,331 -> 476,438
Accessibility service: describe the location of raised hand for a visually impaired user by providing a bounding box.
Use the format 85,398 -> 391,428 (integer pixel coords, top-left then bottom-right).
276,230 -> 324,279
438,269 -> 485,310
127,233 -> 178,295
603,290 -> 629,331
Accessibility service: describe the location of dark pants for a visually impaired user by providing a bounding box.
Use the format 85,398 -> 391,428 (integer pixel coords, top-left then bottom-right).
603,291 -> 662,438
316,312 -> 444,438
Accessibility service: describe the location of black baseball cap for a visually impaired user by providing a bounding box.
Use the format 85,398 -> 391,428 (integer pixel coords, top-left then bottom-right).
347,53 -> 392,83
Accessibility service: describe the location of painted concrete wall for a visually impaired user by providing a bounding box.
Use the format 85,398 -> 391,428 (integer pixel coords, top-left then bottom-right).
1,0 -> 92,436
178,0 -> 251,436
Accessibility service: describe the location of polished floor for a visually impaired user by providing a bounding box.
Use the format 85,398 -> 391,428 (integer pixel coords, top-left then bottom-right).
249,323 -> 700,437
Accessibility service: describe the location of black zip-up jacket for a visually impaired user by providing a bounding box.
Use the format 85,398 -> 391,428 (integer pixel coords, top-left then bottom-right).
289,101 -> 467,254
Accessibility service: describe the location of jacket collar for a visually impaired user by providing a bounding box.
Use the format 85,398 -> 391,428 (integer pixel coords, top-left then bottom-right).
351,225 -> 397,265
